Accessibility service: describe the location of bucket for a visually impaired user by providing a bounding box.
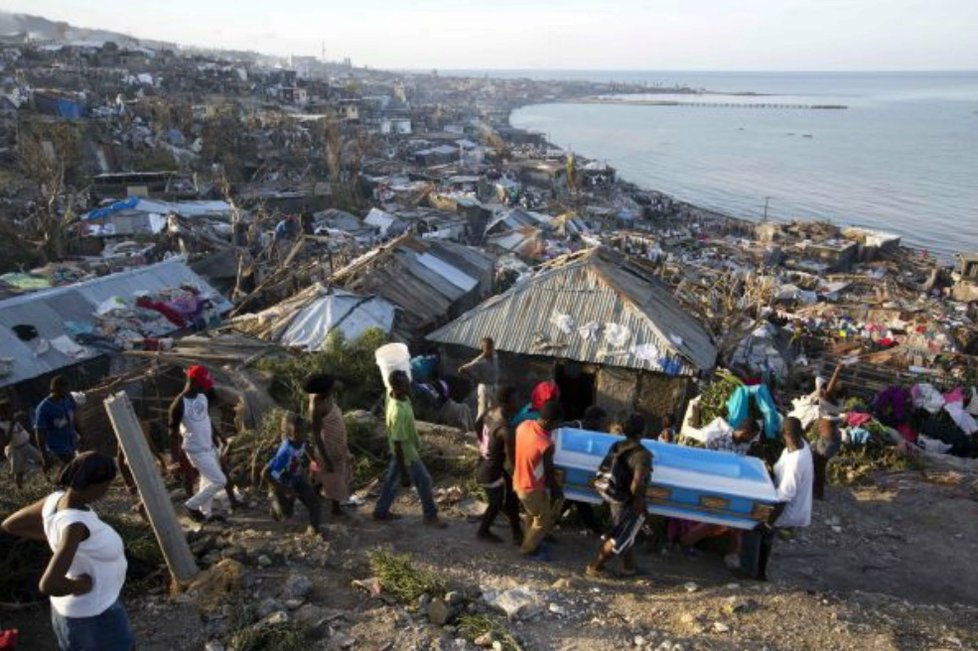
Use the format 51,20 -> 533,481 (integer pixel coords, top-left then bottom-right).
375,343 -> 411,389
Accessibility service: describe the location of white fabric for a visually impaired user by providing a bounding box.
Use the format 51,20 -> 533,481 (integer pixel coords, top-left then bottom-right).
41,492 -> 127,618
180,394 -> 214,454
917,435 -> 953,454
680,416 -> 733,446
550,312 -> 575,335
185,448 -> 227,516
913,383 -> 945,414
577,321 -> 600,342
789,389 -> 840,430
944,401 -> 978,435
773,443 -> 814,528
968,387 -> 978,416
604,323 -> 631,348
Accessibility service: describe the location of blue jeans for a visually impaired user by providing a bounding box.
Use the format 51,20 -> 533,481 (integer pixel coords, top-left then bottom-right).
51,599 -> 134,651
373,459 -> 438,519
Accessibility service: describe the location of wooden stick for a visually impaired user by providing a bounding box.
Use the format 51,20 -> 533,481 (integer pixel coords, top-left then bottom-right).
104,392 -> 199,584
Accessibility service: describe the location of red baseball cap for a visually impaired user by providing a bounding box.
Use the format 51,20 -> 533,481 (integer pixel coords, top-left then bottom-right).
186,365 -> 214,390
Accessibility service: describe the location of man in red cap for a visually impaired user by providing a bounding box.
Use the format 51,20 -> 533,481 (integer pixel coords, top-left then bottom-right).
169,365 -> 233,522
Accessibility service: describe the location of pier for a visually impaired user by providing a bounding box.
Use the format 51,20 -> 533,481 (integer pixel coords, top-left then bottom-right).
572,97 -> 848,110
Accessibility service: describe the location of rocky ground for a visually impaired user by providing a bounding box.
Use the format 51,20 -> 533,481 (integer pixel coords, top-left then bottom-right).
3,424 -> 978,651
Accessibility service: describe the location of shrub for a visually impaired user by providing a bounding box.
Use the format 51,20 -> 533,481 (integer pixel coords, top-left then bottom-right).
368,549 -> 445,604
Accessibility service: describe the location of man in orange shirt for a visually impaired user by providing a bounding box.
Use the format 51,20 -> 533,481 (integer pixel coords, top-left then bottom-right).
513,400 -> 563,560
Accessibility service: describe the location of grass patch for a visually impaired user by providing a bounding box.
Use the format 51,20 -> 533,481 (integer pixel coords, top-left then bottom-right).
458,613 -> 523,651
226,603 -> 309,651
368,549 -> 446,604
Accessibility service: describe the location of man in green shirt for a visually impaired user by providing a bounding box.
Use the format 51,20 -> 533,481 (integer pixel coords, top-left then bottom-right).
373,370 -> 447,528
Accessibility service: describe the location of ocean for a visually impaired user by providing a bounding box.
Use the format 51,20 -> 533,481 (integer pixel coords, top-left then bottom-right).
502,71 -> 978,258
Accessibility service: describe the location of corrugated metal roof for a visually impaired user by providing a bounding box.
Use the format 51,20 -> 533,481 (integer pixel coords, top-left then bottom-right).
0,257 -> 232,388
427,247 -> 716,376
332,235 -> 495,332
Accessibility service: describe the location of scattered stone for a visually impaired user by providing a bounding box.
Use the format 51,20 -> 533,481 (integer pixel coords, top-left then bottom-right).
328,629 -> 357,650
256,598 -> 282,619
295,604 -> 329,627
633,634 -> 647,647
482,587 -> 542,620
473,632 -> 494,647
284,598 -> 304,610
713,622 -> 730,633
257,554 -> 273,568
551,578 -> 573,589
204,642 -> 225,651
683,582 -> 699,593
282,573 -> 314,600
445,591 -> 464,606
351,577 -> 383,596
428,597 -> 458,626
491,642 -> 504,651
548,603 -> 567,616
262,610 -> 290,626
455,497 -> 489,518
723,597 -> 759,615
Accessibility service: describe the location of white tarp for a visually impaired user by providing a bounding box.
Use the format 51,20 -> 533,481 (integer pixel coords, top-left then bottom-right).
280,290 -> 396,350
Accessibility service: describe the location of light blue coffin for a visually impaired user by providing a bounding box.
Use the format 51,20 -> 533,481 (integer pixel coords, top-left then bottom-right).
553,427 -> 779,530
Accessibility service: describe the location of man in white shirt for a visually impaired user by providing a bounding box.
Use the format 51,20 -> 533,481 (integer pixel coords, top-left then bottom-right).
168,366 -> 228,522
756,416 -> 814,580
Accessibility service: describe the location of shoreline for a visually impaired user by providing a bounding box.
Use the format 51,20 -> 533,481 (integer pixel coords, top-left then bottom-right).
502,103 -> 953,262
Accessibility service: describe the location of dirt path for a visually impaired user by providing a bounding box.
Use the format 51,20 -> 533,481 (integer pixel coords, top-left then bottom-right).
4,430 -> 978,650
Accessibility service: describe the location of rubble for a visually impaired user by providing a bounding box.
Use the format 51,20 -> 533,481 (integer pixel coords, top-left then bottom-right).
1,12 -> 978,651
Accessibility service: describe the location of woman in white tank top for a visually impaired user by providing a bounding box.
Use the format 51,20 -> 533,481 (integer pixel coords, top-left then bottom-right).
1,451 -> 133,651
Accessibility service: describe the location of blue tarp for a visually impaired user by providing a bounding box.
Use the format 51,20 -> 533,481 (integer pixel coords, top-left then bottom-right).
83,196 -> 140,221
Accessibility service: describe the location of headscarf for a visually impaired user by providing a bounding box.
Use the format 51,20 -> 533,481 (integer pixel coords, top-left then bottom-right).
530,380 -> 560,410
187,365 -> 214,391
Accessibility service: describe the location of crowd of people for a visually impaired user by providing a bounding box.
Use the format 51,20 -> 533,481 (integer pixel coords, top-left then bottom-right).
0,336 -> 822,651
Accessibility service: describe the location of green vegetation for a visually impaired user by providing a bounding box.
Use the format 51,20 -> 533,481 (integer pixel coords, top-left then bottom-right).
368,549 -> 446,604
226,603 -> 308,651
694,369 -> 743,425
257,327 -> 389,414
458,613 -> 523,651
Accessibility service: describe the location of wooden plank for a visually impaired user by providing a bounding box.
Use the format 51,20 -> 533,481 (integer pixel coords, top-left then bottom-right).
104,391 -> 199,584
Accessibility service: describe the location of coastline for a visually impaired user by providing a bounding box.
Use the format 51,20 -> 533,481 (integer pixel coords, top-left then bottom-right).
502,102 -> 951,262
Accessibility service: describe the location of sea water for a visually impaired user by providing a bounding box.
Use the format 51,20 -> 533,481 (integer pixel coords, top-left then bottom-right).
502,71 -> 978,257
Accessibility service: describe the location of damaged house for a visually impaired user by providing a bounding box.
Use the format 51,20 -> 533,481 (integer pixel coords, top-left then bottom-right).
427,246 -> 717,423
329,235 -> 495,342
0,257 -> 232,406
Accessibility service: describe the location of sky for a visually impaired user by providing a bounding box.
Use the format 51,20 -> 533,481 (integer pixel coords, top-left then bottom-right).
4,0 -> 978,71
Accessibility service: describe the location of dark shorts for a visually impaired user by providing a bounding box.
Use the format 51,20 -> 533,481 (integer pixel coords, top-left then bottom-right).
604,503 -> 645,555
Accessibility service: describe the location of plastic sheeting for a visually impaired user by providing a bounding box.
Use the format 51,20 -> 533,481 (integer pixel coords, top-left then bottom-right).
280,291 -> 396,351
730,323 -> 790,380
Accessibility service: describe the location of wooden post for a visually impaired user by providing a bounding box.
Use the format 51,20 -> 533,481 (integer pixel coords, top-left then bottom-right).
104,391 -> 199,583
